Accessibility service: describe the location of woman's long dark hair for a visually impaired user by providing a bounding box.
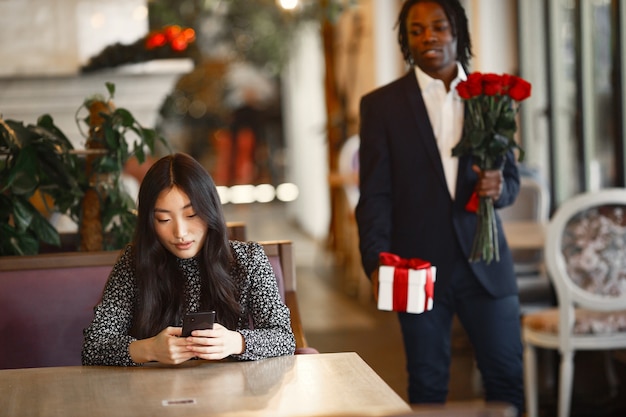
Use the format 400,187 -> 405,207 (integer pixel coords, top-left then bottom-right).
129,153 -> 239,339
397,0 -> 473,72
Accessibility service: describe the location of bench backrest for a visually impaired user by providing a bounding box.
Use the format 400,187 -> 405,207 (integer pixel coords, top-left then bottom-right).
0,251 -> 118,369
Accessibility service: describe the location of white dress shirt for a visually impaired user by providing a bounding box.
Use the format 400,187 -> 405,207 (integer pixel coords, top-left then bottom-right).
414,63 -> 466,199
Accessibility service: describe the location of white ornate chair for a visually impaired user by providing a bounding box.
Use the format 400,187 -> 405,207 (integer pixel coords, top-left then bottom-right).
522,188 -> 626,417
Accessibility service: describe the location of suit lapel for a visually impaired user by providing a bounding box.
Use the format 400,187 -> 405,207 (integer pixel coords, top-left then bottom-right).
401,71 -> 449,192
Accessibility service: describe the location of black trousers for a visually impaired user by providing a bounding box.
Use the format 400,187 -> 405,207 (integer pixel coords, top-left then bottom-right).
397,255 -> 524,415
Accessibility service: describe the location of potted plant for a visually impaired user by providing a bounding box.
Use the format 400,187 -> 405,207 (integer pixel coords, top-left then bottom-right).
0,115 -> 82,255
0,82 -> 169,256
71,82 -> 169,251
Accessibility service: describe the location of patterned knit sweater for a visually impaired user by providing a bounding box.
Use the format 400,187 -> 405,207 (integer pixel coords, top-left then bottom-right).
82,241 -> 295,366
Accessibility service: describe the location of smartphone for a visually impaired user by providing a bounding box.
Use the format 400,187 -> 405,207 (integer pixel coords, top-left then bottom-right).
182,311 -> 215,337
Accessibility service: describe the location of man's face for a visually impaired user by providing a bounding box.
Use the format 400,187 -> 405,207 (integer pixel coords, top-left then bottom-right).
406,1 -> 458,81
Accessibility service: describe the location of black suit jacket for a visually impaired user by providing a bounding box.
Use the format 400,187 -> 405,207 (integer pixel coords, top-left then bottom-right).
355,70 -> 520,298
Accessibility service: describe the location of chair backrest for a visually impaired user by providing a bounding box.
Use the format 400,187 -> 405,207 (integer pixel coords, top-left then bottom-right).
545,188 -> 626,316
258,240 -> 309,350
499,174 -> 551,274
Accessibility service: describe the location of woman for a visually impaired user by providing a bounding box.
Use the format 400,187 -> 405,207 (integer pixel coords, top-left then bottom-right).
82,153 -> 295,366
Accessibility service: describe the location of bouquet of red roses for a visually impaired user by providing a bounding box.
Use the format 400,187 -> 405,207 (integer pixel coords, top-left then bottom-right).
452,72 -> 532,264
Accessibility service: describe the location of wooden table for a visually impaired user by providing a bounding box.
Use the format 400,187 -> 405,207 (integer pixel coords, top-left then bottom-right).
502,221 -> 547,250
0,352 -> 410,417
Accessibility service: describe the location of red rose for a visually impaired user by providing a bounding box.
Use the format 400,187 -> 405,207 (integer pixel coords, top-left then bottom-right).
508,76 -> 532,101
502,73 -> 514,89
466,72 -> 483,97
482,73 -> 504,96
456,82 -> 471,99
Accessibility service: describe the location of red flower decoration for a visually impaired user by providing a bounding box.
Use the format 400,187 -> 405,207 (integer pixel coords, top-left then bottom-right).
145,32 -> 167,50
144,25 -> 196,52
163,25 -> 182,41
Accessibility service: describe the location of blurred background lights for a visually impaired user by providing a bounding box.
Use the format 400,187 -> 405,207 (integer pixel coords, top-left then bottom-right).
90,12 -> 106,29
277,0 -> 299,11
216,186 -> 230,204
254,184 -> 276,203
276,183 -> 299,202
229,185 -> 256,204
217,183 -> 299,204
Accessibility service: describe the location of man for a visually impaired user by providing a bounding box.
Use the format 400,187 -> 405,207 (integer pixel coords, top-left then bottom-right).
355,0 -> 523,413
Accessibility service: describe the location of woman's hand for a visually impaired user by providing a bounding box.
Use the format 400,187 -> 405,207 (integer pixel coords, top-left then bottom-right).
472,164 -> 503,200
129,326 -> 196,365
185,323 -> 245,360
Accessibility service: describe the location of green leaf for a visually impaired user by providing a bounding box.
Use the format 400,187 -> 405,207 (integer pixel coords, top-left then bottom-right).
12,197 -> 36,231
37,113 -> 54,127
134,146 -> 146,164
0,225 -> 39,256
6,120 -> 36,147
141,128 -> 156,151
36,149 -> 80,191
115,108 -> 135,128
98,155 -> 121,173
0,120 -> 22,150
104,124 -> 118,150
36,114 -> 75,150
106,82 -> 116,98
3,147 -> 39,195
118,137 -> 130,161
0,194 -> 12,220
468,131 -> 486,149
14,233 -> 40,255
0,223 -> 18,255
30,210 -> 61,246
16,235 -> 40,255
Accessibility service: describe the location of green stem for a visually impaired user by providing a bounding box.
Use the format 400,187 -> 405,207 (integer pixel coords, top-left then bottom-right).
469,196 -> 498,264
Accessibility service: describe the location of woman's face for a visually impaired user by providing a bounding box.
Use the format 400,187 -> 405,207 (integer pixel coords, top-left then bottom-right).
153,186 -> 208,259
406,1 -> 458,82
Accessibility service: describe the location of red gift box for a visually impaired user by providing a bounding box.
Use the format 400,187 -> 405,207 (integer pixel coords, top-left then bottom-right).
377,252 -> 436,314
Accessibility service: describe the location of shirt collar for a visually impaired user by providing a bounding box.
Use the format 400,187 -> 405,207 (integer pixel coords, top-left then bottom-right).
414,63 -> 467,93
